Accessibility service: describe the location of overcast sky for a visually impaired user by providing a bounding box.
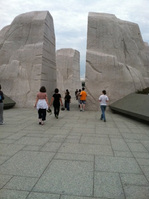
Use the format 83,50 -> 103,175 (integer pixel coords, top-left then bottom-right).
0,0 -> 149,78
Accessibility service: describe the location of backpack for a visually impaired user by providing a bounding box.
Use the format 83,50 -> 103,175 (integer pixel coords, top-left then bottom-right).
0,92 -> 4,101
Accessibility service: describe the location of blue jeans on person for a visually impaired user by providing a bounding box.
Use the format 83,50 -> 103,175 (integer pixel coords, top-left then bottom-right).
100,105 -> 106,121
66,102 -> 70,111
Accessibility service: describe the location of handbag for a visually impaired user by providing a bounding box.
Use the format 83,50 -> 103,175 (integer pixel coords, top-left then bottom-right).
61,106 -> 65,111
47,107 -> 52,114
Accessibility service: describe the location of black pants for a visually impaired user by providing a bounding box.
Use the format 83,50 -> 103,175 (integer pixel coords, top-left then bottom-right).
54,105 -> 60,116
38,109 -> 46,121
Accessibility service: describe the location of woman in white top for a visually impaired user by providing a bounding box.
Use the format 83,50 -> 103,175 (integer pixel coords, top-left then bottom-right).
34,86 -> 49,125
99,90 -> 109,122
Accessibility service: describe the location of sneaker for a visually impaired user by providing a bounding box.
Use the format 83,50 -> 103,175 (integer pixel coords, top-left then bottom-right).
55,115 -> 58,119
80,109 -> 82,111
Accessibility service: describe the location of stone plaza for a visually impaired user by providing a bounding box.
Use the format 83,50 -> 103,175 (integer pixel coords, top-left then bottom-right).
0,99 -> 149,199
0,10 -> 149,199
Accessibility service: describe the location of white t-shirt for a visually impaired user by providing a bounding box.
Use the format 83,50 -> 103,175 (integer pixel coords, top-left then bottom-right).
99,94 -> 109,105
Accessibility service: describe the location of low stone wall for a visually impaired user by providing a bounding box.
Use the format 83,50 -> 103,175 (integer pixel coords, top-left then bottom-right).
3,95 -> 16,109
110,93 -> 149,122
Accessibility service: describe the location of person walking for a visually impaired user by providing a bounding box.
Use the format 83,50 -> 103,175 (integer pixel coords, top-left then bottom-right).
49,88 -> 63,119
77,89 -> 81,108
34,86 -> 49,125
75,89 -> 78,100
80,87 -> 87,111
64,91 -> 71,111
0,84 -> 5,125
99,90 -> 109,122
64,89 -> 69,109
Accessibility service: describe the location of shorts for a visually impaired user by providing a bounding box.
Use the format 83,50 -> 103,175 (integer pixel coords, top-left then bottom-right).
80,100 -> 86,104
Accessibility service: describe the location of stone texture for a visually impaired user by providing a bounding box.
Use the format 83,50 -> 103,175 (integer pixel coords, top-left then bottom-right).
0,151 -> 54,177
56,48 -> 81,97
3,94 -> 16,109
33,160 -> 93,197
85,12 -> 149,110
94,172 -> 125,198
110,93 -> 149,121
0,11 -> 56,107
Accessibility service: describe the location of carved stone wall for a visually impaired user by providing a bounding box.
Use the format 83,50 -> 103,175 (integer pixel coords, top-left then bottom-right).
85,12 -> 149,110
56,48 -> 81,97
0,11 -> 56,107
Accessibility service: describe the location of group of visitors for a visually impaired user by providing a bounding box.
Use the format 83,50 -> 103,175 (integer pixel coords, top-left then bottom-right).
0,84 -> 109,126
34,87 -> 63,124
75,88 -> 87,112
75,88 -> 109,121
34,87 -> 73,125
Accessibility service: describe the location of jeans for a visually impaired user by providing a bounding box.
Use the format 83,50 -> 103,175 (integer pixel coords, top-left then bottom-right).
66,102 -> 70,110
100,105 -> 106,121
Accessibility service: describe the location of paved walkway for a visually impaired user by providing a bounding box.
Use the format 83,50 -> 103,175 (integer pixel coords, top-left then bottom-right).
0,100 -> 149,199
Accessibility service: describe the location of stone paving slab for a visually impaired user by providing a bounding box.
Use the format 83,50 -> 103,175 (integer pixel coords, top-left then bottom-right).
27,192 -> 60,199
124,186 -> 149,199
95,156 -> 142,174
0,103 -> 149,199
0,189 -> 29,199
0,151 -> 55,177
33,160 -> 93,196
4,176 -> 38,191
94,172 -> 125,198
59,143 -> 113,156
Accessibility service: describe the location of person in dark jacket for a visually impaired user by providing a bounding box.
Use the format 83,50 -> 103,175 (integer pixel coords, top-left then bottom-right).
64,91 -> 71,111
49,88 -> 63,119
64,89 -> 69,109
0,84 -> 5,125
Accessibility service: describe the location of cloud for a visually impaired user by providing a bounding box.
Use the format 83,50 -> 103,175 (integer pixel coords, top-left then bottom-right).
0,0 -> 149,78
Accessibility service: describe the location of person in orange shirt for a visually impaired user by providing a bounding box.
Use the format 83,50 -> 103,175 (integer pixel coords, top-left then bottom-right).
79,87 -> 87,111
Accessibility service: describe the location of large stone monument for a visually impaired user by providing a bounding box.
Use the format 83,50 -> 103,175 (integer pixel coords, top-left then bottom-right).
0,11 -> 56,107
85,12 -> 149,110
56,48 -> 81,97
